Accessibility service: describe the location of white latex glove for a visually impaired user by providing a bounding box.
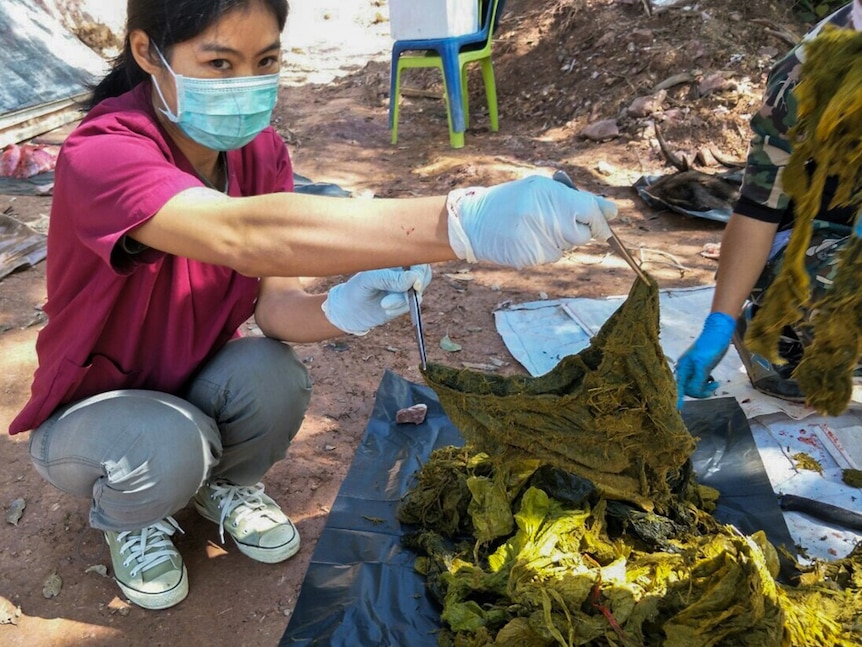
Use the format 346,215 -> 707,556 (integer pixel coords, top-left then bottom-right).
446,175 -> 618,269
322,265 -> 432,336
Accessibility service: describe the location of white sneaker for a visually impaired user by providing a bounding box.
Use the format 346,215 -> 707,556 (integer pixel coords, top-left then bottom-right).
104,517 -> 188,610
193,480 -> 300,563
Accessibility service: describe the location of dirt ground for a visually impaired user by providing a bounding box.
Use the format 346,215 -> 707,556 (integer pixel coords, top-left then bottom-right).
0,0 -> 814,644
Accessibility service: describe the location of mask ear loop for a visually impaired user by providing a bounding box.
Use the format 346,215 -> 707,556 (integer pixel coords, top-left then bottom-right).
149,43 -> 182,123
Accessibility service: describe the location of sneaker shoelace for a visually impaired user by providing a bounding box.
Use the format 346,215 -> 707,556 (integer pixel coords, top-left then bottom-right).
117,516 -> 183,577
209,481 -> 271,544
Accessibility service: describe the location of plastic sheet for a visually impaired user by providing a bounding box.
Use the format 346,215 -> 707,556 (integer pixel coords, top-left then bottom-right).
0,212 -> 47,280
634,173 -> 738,223
0,171 -> 54,196
279,371 -> 795,646
293,173 -> 352,198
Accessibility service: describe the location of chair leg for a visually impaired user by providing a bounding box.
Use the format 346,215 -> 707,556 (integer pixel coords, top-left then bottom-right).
390,60 -> 403,144
480,58 -> 498,132
460,64 -> 470,131
439,73 -> 465,149
437,63 -> 465,149
440,44 -> 466,148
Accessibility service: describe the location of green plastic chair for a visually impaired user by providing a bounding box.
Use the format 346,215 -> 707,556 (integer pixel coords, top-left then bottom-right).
389,0 -> 502,149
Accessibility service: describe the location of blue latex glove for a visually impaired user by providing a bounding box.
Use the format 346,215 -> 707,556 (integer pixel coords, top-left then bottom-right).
674,312 -> 737,409
322,265 -> 432,336
446,176 -> 618,269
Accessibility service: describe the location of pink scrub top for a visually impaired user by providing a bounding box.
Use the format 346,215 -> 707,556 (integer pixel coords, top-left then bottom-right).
10,82 -> 294,434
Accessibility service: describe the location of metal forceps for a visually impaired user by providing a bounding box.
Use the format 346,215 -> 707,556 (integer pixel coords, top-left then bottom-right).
552,170 -> 649,285
405,270 -> 427,370
605,228 -> 650,285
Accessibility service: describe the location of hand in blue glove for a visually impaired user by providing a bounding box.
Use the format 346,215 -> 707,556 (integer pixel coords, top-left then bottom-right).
322,265 -> 432,336
674,312 -> 737,409
446,176 -> 618,269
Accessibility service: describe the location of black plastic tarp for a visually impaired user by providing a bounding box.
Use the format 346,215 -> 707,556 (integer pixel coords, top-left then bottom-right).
279,370 -> 795,646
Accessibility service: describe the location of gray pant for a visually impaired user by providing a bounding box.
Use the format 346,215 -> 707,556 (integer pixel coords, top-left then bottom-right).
28,337 -> 312,532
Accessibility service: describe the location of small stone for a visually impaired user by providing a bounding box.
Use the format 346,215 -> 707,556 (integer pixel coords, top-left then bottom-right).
698,73 -> 737,97
627,90 -> 667,118
595,160 -> 615,176
396,403 -> 428,425
580,119 -> 619,141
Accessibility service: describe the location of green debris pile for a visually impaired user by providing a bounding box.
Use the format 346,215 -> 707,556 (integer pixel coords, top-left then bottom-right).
402,277 -> 862,646
420,277 -> 694,512
399,448 -> 862,647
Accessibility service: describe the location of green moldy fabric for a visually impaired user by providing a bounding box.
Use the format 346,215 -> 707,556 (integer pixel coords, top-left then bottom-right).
421,276 -> 694,512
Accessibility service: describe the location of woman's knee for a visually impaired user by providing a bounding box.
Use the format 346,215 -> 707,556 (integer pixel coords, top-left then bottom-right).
187,337 -> 312,430
239,337 -> 312,401
30,391 -> 222,517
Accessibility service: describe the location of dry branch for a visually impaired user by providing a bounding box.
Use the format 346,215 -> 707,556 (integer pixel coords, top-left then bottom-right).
654,123 -> 688,171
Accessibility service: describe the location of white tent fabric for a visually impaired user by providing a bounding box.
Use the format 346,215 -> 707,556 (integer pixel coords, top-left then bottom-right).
0,0 -> 109,145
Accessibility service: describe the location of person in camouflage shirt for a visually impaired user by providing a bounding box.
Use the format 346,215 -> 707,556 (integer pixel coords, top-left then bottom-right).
675,1 -> 859,405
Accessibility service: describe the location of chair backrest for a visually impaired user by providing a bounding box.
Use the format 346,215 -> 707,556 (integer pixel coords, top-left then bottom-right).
482,0 -> 506,35
462,0 -> 502,51
391,0 -> 503,49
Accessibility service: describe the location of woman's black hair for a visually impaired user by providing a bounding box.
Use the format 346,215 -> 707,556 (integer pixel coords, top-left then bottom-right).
88,0 -> 289,110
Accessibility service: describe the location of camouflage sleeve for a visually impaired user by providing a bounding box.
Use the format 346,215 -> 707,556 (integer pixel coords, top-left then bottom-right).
737,51 -> 800,221
736,4 -> 855,223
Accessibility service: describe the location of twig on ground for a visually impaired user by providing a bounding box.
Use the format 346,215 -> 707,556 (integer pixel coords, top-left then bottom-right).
750,19 -> 800,47
651,72 -> 695,93
493,155 -> 543,169
654,123 -> 688,171
709,146 -> 745,168
400,87 -> 443,99
638,247 -> 693,276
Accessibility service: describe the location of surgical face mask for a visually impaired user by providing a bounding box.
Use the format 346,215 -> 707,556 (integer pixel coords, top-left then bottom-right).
150,45 -> 280,151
